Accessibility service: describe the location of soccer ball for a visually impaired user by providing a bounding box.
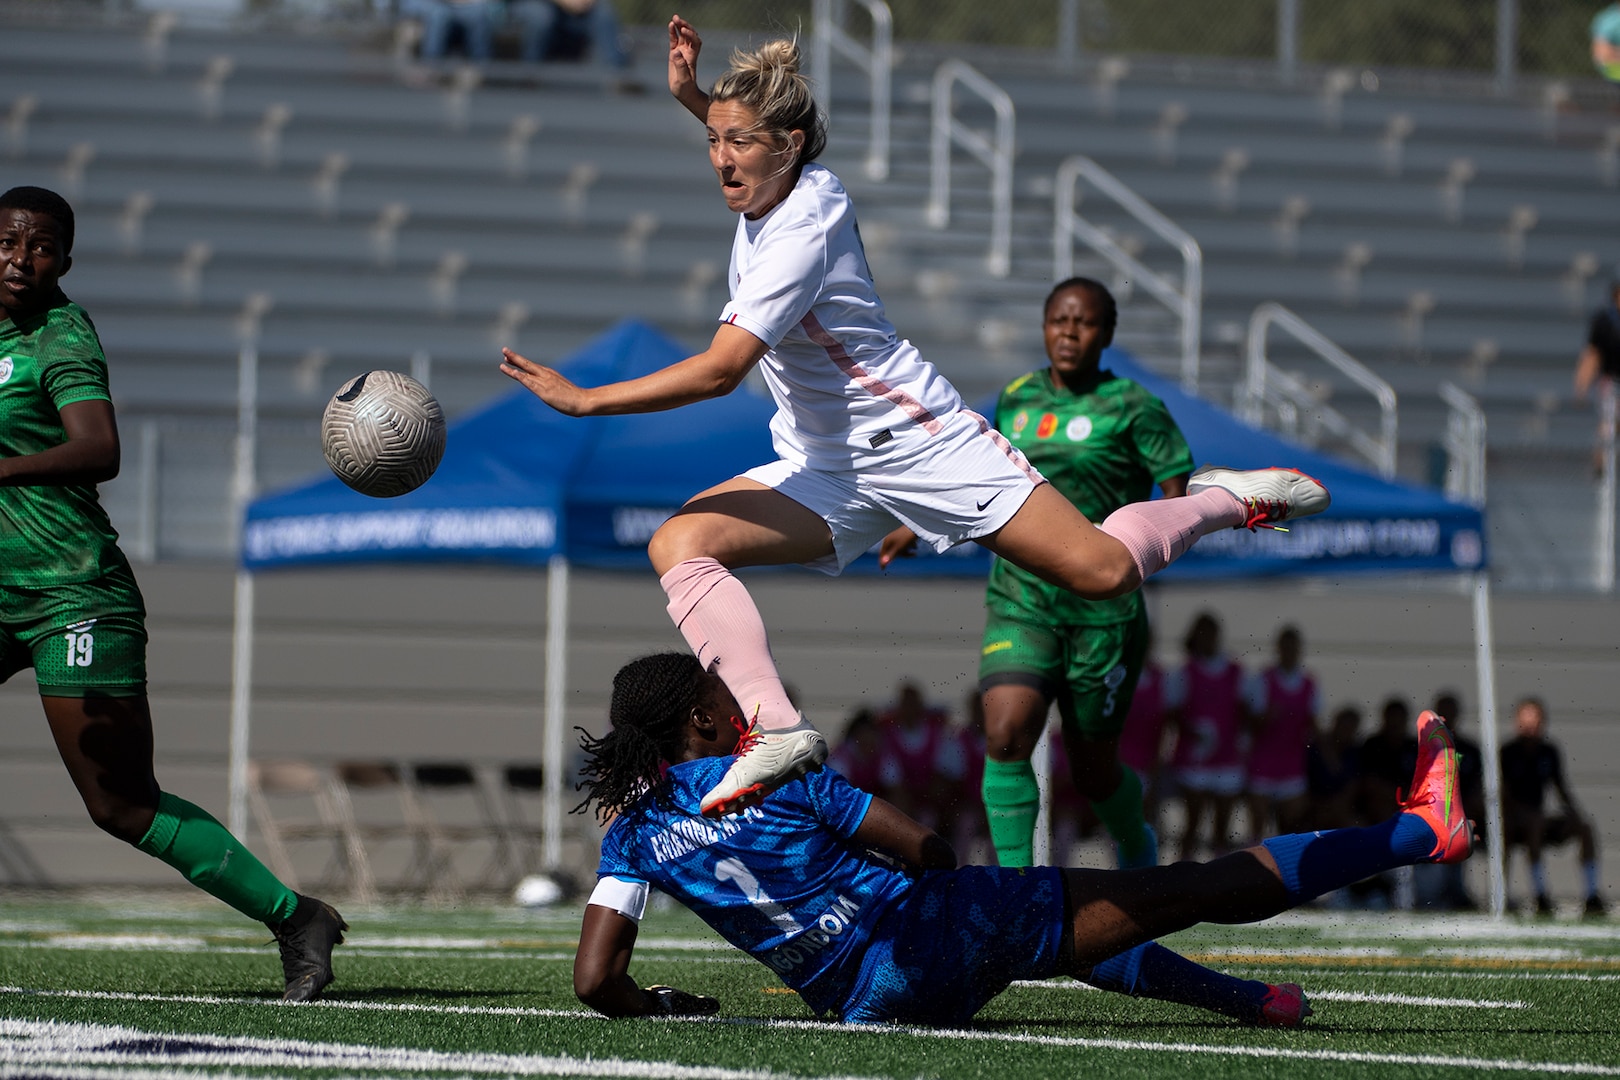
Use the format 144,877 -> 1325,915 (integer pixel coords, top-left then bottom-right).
321,370 -> 446,498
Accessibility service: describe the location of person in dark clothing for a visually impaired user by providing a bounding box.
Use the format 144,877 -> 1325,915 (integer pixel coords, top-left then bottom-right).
1357,698 -> 1419,824
1575,281 -> 1620,476
1306,705 -> 1363,831
1500,697 -> 1605,917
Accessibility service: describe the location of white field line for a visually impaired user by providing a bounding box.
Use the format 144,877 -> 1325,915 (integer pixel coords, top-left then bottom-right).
1248,909 -> 1620,939
1006,980 -> 1529,1010
724,1017 -> 1620,1076
1221,966 -> 1620,983
1193,944 -> 1618,963
0,986 -> 596,1020
4,988 -> 1613,1077
0,940 -> 749,964
1306,989 -> 1528,1009
0,1018 -> 879,1080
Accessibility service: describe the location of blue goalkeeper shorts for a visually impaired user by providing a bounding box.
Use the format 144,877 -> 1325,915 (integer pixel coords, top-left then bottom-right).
839,865 -> 1065,1025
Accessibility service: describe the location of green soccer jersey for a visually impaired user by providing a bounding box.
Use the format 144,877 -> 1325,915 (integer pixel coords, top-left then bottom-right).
987,367 -> 1194,626
0,291 -> 126,586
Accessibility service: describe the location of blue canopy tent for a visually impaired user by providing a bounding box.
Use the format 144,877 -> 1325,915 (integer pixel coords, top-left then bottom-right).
235,322 -> 1501,904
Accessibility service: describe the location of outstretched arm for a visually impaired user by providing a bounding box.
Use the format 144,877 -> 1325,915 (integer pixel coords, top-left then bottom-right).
669,15 -> 709,122
0,399 -> 120,487
574,904 -> 720,1018
853,795 -> 957,871
501,322 -> 768,417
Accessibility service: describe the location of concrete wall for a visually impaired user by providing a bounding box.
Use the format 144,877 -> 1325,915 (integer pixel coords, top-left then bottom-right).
1,562 -> 1615,908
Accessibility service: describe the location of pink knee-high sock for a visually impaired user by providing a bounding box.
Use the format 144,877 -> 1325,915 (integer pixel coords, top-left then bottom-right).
660,557 -> 800,732
1097,488 -> 1245,582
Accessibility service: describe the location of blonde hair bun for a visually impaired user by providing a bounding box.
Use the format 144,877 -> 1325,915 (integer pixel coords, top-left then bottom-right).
711,36 -> 827,165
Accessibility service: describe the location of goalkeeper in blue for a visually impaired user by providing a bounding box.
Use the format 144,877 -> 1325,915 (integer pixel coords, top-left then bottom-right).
573,652 -> 1472,1026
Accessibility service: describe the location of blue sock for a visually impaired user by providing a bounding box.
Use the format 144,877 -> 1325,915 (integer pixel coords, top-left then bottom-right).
1087,942 -> 1268,1021
1261,815 -> 1436,904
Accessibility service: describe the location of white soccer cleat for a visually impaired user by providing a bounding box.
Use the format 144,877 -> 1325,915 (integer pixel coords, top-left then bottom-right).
1187,466 -> 1331,531
699,717 -> 828,819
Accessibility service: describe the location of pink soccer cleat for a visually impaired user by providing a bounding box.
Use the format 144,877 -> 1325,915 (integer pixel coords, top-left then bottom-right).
1258,982 -> 1313,1027
1399,710 -> 1474,864
699,717 -> 828,819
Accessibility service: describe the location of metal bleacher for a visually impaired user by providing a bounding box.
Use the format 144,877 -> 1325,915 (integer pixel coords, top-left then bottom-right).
819,42 -> 1620,589
4,14 -> 1618,585
6,20 -> 738,555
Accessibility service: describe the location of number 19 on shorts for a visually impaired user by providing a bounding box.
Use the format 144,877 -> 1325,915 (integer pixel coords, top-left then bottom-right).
63,630 -> 95,668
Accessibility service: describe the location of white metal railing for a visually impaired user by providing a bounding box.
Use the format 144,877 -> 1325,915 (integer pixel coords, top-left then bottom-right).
1243,302 -> 1398,479
811,0 -> 893,182
1438,381 -> 1486,507
1054,155 -> 1202,393
1598,378 -> 1617,592
926,60 -> 1014,278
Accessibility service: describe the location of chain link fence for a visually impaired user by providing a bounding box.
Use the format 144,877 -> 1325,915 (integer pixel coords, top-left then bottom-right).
619,0 -> 1604,80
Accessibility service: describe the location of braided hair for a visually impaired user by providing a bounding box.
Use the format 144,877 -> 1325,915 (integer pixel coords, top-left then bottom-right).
574,652 -> 708,823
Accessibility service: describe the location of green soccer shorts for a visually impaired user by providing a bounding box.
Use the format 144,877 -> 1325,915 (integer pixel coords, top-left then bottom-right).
0,562 -> 148,697
978,604 -> 1149,741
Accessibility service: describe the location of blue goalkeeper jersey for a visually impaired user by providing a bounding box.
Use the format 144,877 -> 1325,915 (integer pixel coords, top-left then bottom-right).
596,758 -> 915,1017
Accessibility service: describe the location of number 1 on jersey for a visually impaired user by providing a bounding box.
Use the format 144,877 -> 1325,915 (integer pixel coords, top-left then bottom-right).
714,856 -> 804,934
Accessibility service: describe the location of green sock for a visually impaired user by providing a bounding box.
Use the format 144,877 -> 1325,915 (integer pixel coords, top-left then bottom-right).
982,758 -> 1040,868
137,791 -> 299,924
1089,765 -> 1151,860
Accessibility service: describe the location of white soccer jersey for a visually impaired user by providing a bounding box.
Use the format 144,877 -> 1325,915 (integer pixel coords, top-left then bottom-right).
720,163 -> 964,469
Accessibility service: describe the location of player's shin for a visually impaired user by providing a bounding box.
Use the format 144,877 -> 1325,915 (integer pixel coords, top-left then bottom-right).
981,758 -> 1039,867
661,557 -> 800,733
1089,765 -> 1153,865
137,791 -> 299,923
1259,815 -> 1439,905
1086,942 -> 1271,1021
1095,489 -> 1244,581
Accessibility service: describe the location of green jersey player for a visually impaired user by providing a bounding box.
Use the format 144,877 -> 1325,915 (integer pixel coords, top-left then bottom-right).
883,278 -> 1192,869
0,186 -> 345,1000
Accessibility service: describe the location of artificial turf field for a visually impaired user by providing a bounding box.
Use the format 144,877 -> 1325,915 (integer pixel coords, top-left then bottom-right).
2,893 -> 1617,1079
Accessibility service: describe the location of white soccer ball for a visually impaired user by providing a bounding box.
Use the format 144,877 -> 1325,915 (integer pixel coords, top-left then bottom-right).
321,370 -> 446,498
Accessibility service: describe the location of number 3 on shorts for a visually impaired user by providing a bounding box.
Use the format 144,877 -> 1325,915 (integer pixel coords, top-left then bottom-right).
63,630 -> 95,668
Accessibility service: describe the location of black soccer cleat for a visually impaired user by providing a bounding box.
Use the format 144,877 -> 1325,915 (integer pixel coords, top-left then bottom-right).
270,894 -> 348,1002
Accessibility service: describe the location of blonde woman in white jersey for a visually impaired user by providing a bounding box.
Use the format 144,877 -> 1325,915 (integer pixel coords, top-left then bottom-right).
500,15 -> 1329,818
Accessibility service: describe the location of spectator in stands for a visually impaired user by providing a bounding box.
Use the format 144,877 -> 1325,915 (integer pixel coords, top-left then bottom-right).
952,689 -> 989,857
1348,696 -> 1420,908
876,680 -> 963,833
1165,612 -> 1248,860
828,707 -> 886,797
508,0 -> 641,90
1306,705 -> 1363,831
1357,697 -> 1419,825
1575,281 -> 1620,475
401,0 -> 500,61
1117,627 -> 1169,834
1416,690 -> 1482,911
1501,696 -> 1606,916
1242,625 -> 1316,844
1593,3 -> 1620,83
